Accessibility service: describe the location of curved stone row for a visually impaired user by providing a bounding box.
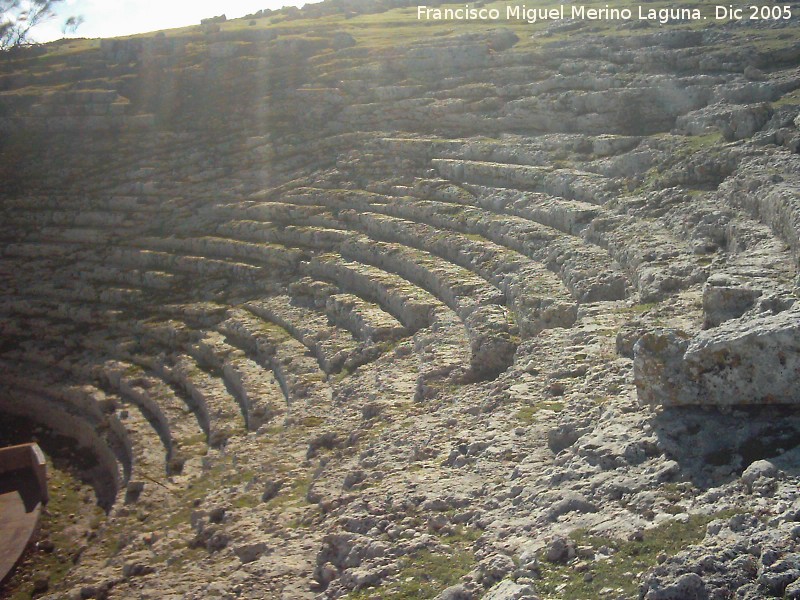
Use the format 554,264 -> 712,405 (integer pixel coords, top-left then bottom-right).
287,277 -> 409,343
0,369 -> 127,508
188,331 -> 285,432
343,188 -> 624,301
217,308 -> 332,405
323,132 -> 734,304
207,209 -> 516,377
280,184 -> 626,303
300,254 -> 470,393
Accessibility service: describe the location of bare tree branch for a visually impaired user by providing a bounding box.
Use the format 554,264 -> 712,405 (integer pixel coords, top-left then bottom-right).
0,0 -> 72,50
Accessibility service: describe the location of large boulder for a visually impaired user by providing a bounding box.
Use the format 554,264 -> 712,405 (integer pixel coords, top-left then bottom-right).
634,306 -> 800,405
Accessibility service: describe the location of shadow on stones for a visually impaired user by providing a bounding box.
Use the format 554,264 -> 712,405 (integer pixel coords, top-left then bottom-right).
652,405 -> 800,490
0,413 -> 116,510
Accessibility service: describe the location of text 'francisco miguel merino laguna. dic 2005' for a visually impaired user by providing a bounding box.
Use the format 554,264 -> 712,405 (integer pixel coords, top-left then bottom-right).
416,4 -> 793,24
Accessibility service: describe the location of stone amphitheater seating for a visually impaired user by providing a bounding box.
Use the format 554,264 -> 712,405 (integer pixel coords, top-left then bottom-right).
0,15 -> 798,522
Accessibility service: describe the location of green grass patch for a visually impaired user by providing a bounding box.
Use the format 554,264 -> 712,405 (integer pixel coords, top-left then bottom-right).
345,526 -> 480,599
536,510 -> 742,600
516,400 -> 565,424
774,88 -> 800,107
681,131 -> 724,151
2,461 -> 105,600
627,302 -> 659,315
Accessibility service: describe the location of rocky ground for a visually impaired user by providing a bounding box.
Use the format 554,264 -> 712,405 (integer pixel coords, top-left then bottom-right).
1,1 -> 800,598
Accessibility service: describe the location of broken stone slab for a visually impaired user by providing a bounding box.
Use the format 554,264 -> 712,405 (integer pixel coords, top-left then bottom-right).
674,102 -> 773,140
634,306 -> 800,405
702,275 -> 762,328
481,580 -> 539,600
233,542 -> 269,564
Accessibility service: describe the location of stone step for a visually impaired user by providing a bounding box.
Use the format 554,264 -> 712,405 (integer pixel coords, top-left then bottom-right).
19,281 -> 144,307
379,193 -> 628,302
153,354 -> 245,448
377,134 -> 642,165
413,306 -> 472,400
0,319 -> 211,481
583,212 -> 709,303
217,308 -> 331,406
135,236 -> 304,270
80,265 -> 180,291
100,360 -> 208,476
0,382 -> 127,510
3,241 -> 84,259
337,210 -> 577,337
77,369 -> 185,501
188,331 -> 286,431
283,185 -> 627,302
0,374 -> 125,508
108,391 -> 176,501
385,180 -> 704,303
0,294 -> 126,327
15,354 -> 179,478
0,194 -> 177,214
215,220 -> 351,249
245,296 -> 377,375
431,158 -> 617,205
337,236 -> 517,378
104,247 -> 268,283
288,277 -> 408,343
717,155 -> 800,264
302,253 -> 438,332
217,210 -> 515,362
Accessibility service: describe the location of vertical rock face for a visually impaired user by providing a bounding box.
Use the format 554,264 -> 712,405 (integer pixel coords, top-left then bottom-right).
634,306 -> 800,405
702,276 -> 761,328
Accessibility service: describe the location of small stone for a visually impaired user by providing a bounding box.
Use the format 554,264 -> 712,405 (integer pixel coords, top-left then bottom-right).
481,579 -> 538,600
628,529 -> 644,542
785,579 -> 800,599
545,537 -> 573,563
744,66 -> 767,81
32,574 -> 49,593
234,542 -> 268,564
643,572 -> 707,600
208,507 -> 226,524
741,459 -> 778,489
261,480 -> 283,502
435,583 -> 472,600
124,481 -> 144,504
206,531 -> 229,552
122,562 -> 155,578
480,553 -> 516,582
343,469 -> 367,490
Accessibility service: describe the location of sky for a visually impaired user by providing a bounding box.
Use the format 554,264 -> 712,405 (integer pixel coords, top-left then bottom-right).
33,0 -> 321,43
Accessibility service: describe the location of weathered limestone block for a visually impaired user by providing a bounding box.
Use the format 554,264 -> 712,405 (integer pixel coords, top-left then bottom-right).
433,158 -> 616,204
402,43 -> 490,78
325,294 -> 407,342
703,275 -> 762,328
221,357 -> 283,430
158,355 -> 241,446
675,102 -> 773,140
464,304 -> 518,378
290,277 -> 405,342
303,255 -> 436,332
584,214 -> 705,302
413,307 -> 470,401
634,306 -> 800,405
217,309 -> 329,404
246,297 -> 364,375
716,155 -> 800,262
